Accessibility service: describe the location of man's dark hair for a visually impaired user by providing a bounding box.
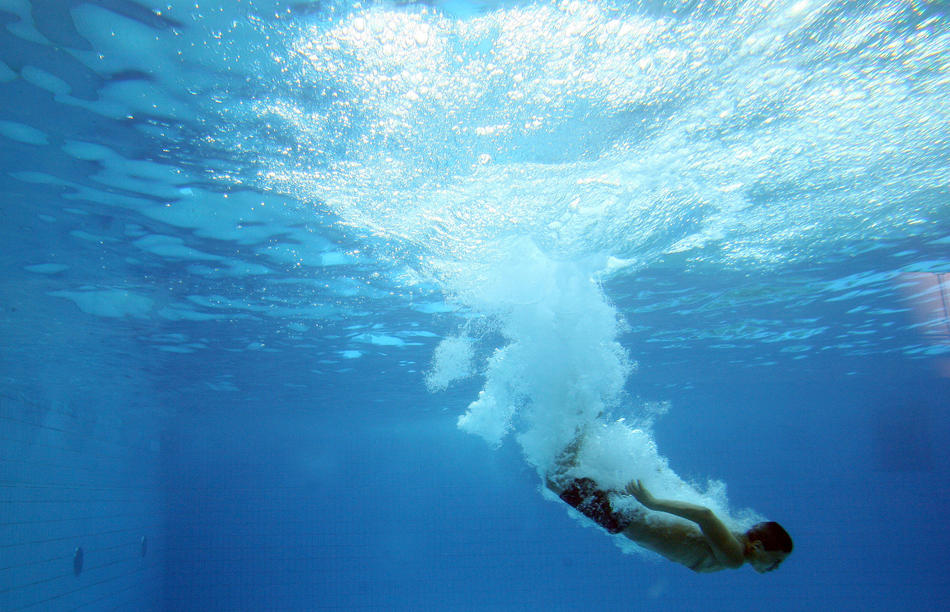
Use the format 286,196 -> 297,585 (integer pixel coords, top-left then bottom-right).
747,521 -> 793,553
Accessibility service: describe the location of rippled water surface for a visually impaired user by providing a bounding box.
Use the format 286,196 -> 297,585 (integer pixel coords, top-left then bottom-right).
1,1 -> 949,610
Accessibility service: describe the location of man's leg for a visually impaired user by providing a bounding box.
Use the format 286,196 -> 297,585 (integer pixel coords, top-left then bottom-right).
545,429 -> 587,493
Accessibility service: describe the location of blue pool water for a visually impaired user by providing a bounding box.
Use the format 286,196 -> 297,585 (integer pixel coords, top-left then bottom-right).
1,0 -> 949,610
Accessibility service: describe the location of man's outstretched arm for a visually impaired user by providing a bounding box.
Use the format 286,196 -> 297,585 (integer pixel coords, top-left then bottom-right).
626,480 -> 745,569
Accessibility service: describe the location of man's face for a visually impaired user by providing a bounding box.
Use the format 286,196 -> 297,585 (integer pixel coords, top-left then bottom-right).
748,542 -> 788,573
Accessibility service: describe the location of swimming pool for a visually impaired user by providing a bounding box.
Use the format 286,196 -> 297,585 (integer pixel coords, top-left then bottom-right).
1,1 -> 948,609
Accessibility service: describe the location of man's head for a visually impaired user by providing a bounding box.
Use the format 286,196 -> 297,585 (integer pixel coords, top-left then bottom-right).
745,521 -> 793,573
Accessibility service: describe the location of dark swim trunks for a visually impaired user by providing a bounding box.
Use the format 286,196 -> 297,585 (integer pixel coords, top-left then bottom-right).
558,477 -> 631,534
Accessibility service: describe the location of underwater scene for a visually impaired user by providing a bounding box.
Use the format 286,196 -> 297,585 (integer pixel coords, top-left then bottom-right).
1,0 -> 949,610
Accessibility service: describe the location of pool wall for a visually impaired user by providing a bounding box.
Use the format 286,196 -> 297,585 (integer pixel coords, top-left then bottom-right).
0,390 -> 165,610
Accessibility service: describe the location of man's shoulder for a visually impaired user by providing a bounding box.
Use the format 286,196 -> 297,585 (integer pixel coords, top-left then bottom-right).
622,515 -> 723,571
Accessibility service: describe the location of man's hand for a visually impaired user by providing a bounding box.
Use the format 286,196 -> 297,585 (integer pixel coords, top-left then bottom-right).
625,478 -> 746,568
626,479 -> 658,510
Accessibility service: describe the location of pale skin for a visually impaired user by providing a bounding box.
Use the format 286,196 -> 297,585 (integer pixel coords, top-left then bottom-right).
546,437 -> 788,573
624,480 -> 786,573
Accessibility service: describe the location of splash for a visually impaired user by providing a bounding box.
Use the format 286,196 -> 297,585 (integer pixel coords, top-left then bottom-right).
244,0 -> 949,542
424,335 -> 475,392
450,239 -> 629,450
428,236 -> 755,535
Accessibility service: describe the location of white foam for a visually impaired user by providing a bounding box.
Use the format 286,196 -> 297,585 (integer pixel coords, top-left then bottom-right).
453,239 -> 630,447
436,238 -> 759,533
425,335 -> 474,392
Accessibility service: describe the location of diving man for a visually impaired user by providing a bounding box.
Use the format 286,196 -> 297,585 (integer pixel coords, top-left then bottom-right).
546,437 -> 793,573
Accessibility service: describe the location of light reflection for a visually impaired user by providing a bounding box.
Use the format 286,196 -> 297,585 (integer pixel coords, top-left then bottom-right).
899,272 -> 950,376
242,1 -> 950,271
